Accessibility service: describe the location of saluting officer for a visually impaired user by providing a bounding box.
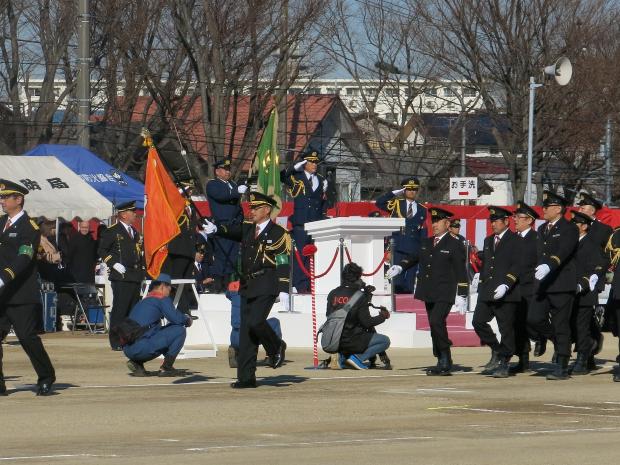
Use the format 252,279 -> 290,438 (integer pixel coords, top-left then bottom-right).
576,192 -> 612,356
527,191 -> 578,381
206,159 -> 246,292
568,211 -> 605,375
376,177 -> 427,294
280,150 -> 327,293
472,206 -> 521,378
511,201 -> 540,373
202,192 -> 290,388
97,201 -> 145,350
0,179 -> 55,396
386,207 -> 468,375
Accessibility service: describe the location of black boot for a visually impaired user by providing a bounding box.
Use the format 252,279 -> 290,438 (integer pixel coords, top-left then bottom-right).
509,353 -> 530,374
269,340 -> 286,369
546,355 -> 570,380
533,339 -> 547,357
614,365 -> 620,382
550,351 -> 558,364
0,377 -> 5,396
481,350 -> 501,375
492,357 -> 510,378
427,350 -> 452,376
587,355 -> 597,370
158,355 -> 181,377
379,352 -> 393,370
571,353 -> 589,375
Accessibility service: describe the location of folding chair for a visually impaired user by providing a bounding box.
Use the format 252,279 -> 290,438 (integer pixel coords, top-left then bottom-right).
70,283 -> 108,334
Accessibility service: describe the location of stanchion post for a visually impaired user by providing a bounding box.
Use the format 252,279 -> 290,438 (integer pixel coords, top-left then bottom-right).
389,236 -> 396,313
339,237 -> 344,285
465,239 -> 471,313
309,254 -> 318,368
288,238 -> 295,312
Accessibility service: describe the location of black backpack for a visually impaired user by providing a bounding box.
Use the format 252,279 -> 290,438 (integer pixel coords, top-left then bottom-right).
317,289 -> 366,354
109,318 -> 149,348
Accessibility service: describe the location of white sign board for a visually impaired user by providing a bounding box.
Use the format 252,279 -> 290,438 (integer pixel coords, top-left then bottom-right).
449,177 -> 478,200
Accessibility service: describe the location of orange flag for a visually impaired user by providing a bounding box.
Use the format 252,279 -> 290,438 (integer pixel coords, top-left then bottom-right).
143,145 -> 186,278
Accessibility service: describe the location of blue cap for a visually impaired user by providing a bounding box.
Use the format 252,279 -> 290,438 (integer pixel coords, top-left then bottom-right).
154,273 -> 172,285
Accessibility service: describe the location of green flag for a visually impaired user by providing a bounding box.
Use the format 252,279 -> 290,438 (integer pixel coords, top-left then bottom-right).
254,109 -> 281,217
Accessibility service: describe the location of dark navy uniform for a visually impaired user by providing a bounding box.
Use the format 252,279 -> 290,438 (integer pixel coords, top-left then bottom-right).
569,212 -> 605,373
605,228 -> 620,380
398,208 -> 468,374
206,160 -> 244,290
472,207 -> 521,373
0,179 -> 55,395
215,192 -> 290,385
513,201 -> 540,369
376,177 -> 427,293
280,150 -> 327,292
527,191 -> 578,379
97,201 -> 145,349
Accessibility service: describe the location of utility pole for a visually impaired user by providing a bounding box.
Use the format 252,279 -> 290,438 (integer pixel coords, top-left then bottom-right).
277,0 -> 289,163
606,117 -> 613,205
77,0 -> 91,148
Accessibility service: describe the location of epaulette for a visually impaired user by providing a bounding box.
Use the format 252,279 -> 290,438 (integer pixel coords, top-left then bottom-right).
243,220 -> 253,224
29,219 -> 39,230
108,222 -> 118,229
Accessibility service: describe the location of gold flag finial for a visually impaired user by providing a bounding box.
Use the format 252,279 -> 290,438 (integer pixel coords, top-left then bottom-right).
141,128 -> 154,148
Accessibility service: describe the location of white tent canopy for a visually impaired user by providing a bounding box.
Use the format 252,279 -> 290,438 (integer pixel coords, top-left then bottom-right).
0,155 -> 113,219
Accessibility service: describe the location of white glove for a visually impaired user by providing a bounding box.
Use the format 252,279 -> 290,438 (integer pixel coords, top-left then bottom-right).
112,263 -> 126,274
386,265 -> 402,280
237,184 -> 248,194
201,219 -> 217,235
0,277 -> 4,289
577,284 -> 583,293
322,179 -> 328,191
493,284 -> 509,300
454,295 -> 467,314
589,274 -> 599,291
535,264 -> 551,281
392,188 -> 405,196
279,292 -> 290,312
294,160 -> 307,171
470,273 -> 480,291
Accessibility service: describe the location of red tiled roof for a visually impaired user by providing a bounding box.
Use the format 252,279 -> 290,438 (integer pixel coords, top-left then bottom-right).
127,94 -> 339,170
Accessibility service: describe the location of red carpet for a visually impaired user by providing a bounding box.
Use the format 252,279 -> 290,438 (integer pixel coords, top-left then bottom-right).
394,294 -> 481,347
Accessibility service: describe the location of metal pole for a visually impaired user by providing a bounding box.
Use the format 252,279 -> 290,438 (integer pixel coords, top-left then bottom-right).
339,237 -> 344,286
389,237 -> 396,313
606,117 -> 613,205
460,115 -> 466,177
526,77 -> 536,204
288,238 -> 295,312
77,0 -> 91,148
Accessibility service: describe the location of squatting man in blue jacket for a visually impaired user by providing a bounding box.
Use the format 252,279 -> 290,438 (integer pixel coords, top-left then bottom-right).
124,273 -> 193,377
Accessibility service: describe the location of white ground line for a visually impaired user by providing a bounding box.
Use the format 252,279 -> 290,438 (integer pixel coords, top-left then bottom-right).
0,454 -> 118,461
544,403 -> 592,410
185,436 -> 434,451
513,427 -> 620,435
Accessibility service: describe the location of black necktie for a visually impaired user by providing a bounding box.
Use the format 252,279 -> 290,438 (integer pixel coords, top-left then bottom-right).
407,203 -> 413,219
494,235 -> 500,249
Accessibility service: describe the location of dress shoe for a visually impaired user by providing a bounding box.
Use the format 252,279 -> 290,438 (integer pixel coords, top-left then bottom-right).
230,380 -> 257,389
126,360 -> 147,377
546,355 -> 570,381
426,351 -> 452,376
509,354 -> 530,374
481,351 -> 501,375
533,339 -> 547,357
36,382 -> 54,396
270,341 -> 287,369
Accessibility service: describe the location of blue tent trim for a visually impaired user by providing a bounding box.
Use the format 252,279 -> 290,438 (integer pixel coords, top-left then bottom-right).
25,144 -> 145,209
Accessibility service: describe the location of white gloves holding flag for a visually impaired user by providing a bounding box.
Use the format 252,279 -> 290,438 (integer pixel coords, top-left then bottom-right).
392,188 -> 405,196
470,273 -> 480,292
493,284 -> 509,300
535,264 -> 550,281
279,292 -> 290,312
112,263 -> 126,274
454,295 -> 468,314
237,184 -> 248,194
589,274 -> 599,291
386,265 -> 402,280
294,160 -> 307,171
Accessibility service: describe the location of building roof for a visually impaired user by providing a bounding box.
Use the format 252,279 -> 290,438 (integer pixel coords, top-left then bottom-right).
411,112 -> 509,147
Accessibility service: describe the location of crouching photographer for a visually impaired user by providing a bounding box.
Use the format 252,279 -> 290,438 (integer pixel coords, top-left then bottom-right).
326,263 -> 391,370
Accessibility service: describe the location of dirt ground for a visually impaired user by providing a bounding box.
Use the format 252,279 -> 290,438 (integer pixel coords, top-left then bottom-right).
1,332 -> 620,465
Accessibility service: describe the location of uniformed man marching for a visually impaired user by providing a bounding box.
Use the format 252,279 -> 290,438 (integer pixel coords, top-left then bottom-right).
202,192 -> 290,388
206,159 -> 246,292
0,179 -> 55,395
280,150 -> 327,293
511,201 -> 540,373
386,207 -> 468,375
472,206 -> 521,378
97,201 -> 145,350
527,191 -> 578,380
376,177 -> 427,294
569,211 -> 605,375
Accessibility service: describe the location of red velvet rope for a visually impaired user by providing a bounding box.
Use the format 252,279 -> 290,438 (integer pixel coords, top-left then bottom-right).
344,247 -> 389,276
293,247 -> 340,279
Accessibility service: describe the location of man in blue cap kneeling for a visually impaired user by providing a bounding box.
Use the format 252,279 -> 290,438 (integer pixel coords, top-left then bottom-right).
123,273 -> 192,377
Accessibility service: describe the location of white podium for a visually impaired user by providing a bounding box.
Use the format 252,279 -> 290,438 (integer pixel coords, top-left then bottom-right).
304,217 -> 405,307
